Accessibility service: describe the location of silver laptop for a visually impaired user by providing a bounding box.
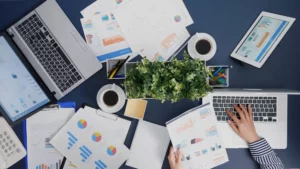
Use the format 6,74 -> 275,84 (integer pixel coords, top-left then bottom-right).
6,0 -> 102,100
203,88 -> 300,149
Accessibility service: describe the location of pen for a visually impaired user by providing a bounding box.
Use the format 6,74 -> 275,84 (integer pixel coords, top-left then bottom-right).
109,56 -> 130,79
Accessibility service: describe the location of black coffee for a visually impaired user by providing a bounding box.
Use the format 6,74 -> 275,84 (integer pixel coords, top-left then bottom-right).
103,91 -> 119,106
195,40 -> 211,55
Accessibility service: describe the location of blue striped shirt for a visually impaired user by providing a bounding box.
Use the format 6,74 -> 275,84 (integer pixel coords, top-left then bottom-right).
248,138 -> 284,169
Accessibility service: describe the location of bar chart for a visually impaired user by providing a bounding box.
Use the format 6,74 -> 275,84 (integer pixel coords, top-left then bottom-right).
79,145 -> 93,162
67,131 -> 78,150
35,160 -> 61,169
95,160 -> 107,169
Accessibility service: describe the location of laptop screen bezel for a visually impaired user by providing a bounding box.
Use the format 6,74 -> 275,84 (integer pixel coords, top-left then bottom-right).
0,32 -> 57,126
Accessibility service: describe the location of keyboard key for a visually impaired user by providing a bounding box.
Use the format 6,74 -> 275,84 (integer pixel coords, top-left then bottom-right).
253,113 -> 257,116
254,117 -> 258,121
259,97 -> 262,99
217,116 -> 221,121
273,119 -> 277,122
267,113 -> 276,117
221,108 -> 225,111
257,100 -> 261,103
258,113 -> 262,116
222,116 -> 225,121
266,100 -> 270,103
268,117 -> 272,122
215,108 -> 220,111
263,113 -> 267,116
56,47 -> 71,65
262,100 -> 265,103
213,104 -> 218,107
253,100 -> 257,103
259,117 -> 263,121
265,109 -> 269,112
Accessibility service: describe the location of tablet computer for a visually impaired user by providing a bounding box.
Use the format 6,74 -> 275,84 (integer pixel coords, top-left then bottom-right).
231,12 -> 295,68
0,33 -> 56,126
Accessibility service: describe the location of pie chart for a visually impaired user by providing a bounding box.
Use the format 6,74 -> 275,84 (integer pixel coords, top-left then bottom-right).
115,0 -> 122,4
107,146 -> 117,156
92,132 -> 102,142
174,15 -> 181,22
77,119 -> 87,129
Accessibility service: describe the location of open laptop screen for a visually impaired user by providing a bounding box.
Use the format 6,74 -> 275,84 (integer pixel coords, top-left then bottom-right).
0,36 -> 50,122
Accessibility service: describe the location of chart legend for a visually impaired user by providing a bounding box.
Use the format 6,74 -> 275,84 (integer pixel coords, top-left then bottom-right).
67,131 -> 78,149
79,145 -> 92,162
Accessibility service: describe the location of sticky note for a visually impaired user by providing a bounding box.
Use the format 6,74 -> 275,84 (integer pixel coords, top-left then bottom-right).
124,99 -> 147,119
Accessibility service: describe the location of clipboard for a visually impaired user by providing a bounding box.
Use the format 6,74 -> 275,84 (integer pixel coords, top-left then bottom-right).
23,102 -> 76,169
59,103 -> 133,169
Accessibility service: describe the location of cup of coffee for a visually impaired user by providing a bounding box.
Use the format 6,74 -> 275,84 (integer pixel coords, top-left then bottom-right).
97,84 -> 126,113
188,33 -> 217,61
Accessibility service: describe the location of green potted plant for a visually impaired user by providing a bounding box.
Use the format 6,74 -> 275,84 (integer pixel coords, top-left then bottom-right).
123,51 -> 212,103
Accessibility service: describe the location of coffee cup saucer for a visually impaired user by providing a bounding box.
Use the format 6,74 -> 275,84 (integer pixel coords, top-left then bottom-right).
96,84 -> 126,113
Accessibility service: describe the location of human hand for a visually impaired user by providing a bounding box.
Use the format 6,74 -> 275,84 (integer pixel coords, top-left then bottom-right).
226,104 -> 261,143
168,146 -> 183,169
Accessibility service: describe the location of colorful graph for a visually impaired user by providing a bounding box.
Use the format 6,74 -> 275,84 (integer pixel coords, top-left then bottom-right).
95,160 -> 107,169
79,145 -> 93,162
191,138 -> 203,144
67,131 -> 78,150
194,151 -> 201,157
205,126 -> 218,137
92,132 -> 102,142
107,146 -> 117,156
115,0 -> 122,4
36,160 -> 61,169
45,138 -> 54,148
77,119 -> 87,129
82,20 -> 93,29
174,15 -> 181,22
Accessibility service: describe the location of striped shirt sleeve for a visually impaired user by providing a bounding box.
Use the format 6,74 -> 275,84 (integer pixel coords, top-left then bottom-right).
248,138 -> 284,169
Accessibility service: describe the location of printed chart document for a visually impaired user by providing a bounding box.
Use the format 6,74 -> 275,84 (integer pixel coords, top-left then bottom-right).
80,0 -> 132,62
26,108 -> 75,169
166,103 -> 229,169
113,0 -> 192,61
50,108 -> 131,169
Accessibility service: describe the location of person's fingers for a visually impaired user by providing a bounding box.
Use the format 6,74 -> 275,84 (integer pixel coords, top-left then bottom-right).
234,104 -> 246,120
168,147 -> 175,162
226,109 -> 240,124
175,148 -> 183,163
248,104 -> 253,121
240,104 -> 250,120
228,120 -> 240,135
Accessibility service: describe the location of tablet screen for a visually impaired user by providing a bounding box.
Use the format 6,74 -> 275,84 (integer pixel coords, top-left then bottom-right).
0,36 -> 50,122
236,16 -> 288,62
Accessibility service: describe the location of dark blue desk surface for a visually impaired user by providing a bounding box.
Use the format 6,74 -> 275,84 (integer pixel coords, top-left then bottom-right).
1,0 -> 300,168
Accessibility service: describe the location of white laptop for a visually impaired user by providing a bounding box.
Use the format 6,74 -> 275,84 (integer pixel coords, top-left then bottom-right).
203,88 -> 300,149
6,0 -> 102,100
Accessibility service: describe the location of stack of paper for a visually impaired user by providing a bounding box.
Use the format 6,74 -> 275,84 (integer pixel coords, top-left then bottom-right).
80,0 -> 193,62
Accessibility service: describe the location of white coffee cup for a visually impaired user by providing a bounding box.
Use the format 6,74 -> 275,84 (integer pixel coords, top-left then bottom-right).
188,33 -> 217,61
96,84 -> 126,113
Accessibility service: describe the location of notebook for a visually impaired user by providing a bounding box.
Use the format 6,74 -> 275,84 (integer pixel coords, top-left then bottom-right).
126,120 -> 170,169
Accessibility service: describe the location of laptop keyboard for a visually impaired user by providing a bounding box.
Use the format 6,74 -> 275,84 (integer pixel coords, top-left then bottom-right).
15,14 -> 82,93
212,96 -> 277,122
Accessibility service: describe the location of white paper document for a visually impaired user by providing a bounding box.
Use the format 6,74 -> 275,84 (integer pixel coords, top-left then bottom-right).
50,107 -> 131,169
126,120 -> 170,169
81,0 -> 130,18
80,0 -> 132,62
113,0 -> 193,61
26,108 -> 75,169
166,103 -> 229,169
